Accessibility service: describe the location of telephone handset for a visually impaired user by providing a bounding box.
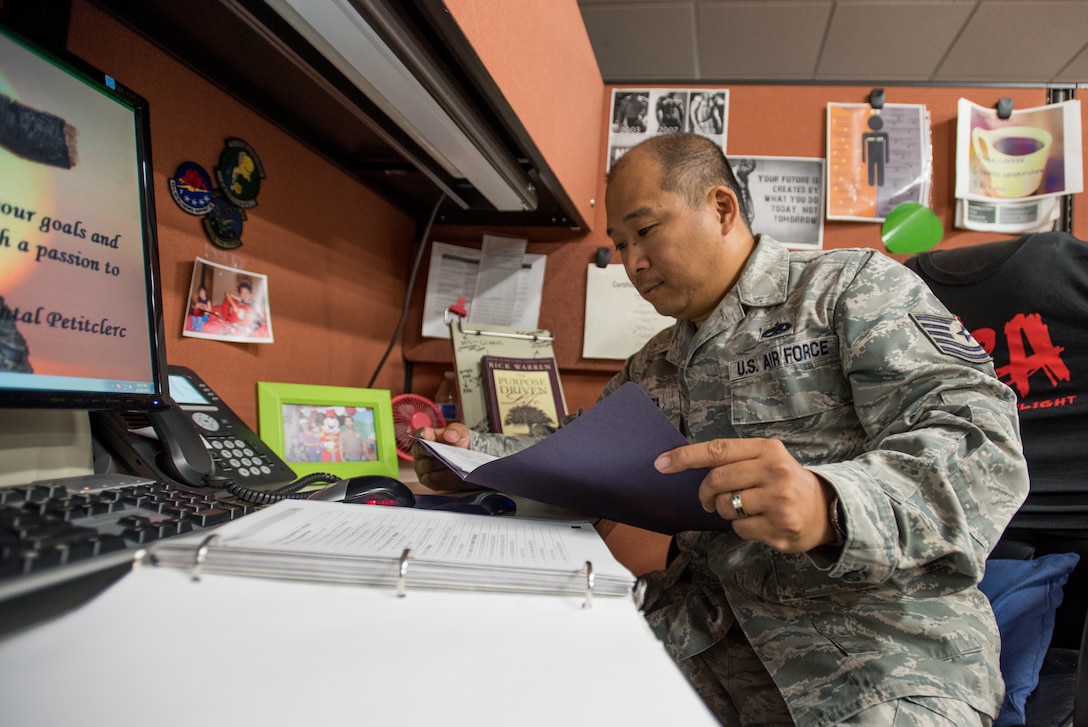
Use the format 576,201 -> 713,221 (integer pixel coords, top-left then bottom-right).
147,404 -> 215,485
91,365 -> 296,490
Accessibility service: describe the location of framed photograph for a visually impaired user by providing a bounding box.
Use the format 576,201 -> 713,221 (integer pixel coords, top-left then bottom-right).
256,382 -> 398,479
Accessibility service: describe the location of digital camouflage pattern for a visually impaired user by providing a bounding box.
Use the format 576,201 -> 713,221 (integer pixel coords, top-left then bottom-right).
470,237 -> 1028,726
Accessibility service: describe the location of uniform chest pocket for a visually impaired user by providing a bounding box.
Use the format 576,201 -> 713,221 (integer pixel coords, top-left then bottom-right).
730,356 -> 852,432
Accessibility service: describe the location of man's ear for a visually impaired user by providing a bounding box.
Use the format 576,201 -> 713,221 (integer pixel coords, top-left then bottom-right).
711,185 -> 743,233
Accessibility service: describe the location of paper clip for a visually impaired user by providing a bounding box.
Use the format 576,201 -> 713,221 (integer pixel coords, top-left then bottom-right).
582,560 -> 595,609
191,533 -> 223,581
396,548 -> 412,597
451,317 -> 554,342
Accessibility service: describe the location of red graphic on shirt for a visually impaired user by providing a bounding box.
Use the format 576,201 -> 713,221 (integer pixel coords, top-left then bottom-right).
972,313 -> 1069,398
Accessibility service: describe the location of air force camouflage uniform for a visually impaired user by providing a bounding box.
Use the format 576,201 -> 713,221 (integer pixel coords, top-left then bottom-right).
469,236 -> 1028,726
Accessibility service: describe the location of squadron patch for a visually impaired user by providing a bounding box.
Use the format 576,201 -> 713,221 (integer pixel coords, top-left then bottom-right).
215,138 -> 263,208
202,195 -> 245,249
169,162 -> 214,215
911,313 -> 990,363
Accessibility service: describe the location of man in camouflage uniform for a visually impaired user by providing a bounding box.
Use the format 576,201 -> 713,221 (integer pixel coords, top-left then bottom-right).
415,133 -> 1028,726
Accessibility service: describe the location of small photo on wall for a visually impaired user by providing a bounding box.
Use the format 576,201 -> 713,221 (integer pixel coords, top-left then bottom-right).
183,256 -> 273,343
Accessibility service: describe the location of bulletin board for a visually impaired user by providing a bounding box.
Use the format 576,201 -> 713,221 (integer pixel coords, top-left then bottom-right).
1076,93 -> 1088,240
404,83 -> 1059,375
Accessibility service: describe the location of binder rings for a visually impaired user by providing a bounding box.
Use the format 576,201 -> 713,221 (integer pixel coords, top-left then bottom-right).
144,499 -> 635,601
448,315 -> 565,432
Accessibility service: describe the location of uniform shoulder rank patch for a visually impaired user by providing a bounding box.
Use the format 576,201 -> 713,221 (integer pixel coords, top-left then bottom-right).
910,313 -> 991,363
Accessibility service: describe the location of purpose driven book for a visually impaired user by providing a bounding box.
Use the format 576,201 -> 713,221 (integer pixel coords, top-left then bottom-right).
480,355 -> 566,435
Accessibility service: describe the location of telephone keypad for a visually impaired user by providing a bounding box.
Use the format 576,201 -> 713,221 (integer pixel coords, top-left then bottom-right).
204,434 -> 287,484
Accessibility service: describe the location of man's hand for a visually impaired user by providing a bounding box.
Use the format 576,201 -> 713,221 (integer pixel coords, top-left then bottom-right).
654,438 -> 837,553
411,422 -> 475,492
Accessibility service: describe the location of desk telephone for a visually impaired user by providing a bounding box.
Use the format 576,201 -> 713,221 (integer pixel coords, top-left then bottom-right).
90,366 -> 511,513
91,365 -> 296,492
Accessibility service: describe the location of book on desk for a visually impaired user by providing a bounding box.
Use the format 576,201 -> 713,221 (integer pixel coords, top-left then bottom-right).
146,499 -> 634,601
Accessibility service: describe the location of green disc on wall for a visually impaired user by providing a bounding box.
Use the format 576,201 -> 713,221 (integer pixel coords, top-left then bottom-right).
881,203 -> 943,254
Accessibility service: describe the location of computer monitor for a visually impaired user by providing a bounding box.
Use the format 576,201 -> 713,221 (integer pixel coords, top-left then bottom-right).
0,26 -> 168,412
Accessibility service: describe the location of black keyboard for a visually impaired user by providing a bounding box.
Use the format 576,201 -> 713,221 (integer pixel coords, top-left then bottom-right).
0,474 -> 258,602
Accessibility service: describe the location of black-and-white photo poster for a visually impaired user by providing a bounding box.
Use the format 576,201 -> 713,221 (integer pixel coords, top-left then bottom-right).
607,88 -> 729,171
729,156 -> 825,250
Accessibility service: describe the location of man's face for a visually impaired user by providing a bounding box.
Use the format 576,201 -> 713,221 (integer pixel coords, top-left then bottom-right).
605,152 -> 731,322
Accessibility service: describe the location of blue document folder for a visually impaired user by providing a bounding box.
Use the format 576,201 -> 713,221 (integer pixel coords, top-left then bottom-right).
420,382 -> 730,534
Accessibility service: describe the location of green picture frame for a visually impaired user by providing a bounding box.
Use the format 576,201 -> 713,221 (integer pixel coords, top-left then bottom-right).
257,381 -> 398,480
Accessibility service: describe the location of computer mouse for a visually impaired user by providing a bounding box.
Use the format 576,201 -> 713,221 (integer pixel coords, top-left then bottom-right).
307,475 -> 416,507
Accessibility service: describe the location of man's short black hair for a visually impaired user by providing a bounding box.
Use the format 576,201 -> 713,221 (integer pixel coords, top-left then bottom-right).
609,133 -> 751,224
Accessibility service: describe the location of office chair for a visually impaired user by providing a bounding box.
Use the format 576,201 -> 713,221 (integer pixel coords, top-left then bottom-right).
987,528 -> 1086,727
907,232 -> 1088,727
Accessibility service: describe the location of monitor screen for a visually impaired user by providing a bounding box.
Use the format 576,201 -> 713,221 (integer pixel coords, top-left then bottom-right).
0,27 -> 167,411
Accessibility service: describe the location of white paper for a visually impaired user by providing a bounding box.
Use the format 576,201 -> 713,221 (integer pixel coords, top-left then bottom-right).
196,499 -> 618,573
583,264 -> 672,360
954,196 -> 1060,233
0,566 -> 717,726
467,234 -> 527,326
421,241 -> 545,339
420,438 -> 498,476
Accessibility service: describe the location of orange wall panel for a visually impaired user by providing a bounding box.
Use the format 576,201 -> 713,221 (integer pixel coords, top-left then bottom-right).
65,1 -> 417,429
445,0 -> 604,230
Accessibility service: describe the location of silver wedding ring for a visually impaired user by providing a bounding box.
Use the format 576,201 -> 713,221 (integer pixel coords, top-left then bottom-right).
731,491 -> 748,519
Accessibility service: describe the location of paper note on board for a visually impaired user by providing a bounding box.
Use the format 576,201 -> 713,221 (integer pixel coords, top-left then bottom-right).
421,240 -> 545,339
582,264 -> 672,360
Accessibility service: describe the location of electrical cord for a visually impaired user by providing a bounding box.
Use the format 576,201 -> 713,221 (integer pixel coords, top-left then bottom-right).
203,472 -> 341,506
366,191 -> 446,389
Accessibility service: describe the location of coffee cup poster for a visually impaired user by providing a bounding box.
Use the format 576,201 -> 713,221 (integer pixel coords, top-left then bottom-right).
955,98 -> 1082,203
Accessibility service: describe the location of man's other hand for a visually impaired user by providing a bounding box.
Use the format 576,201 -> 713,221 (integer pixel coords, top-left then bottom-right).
411,422 -> 474,492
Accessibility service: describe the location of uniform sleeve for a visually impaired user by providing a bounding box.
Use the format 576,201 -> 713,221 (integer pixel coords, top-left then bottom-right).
808,253 -> 1028,593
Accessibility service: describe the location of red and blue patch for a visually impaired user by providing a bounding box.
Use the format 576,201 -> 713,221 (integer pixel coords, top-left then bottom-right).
168,162 -> 213,215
